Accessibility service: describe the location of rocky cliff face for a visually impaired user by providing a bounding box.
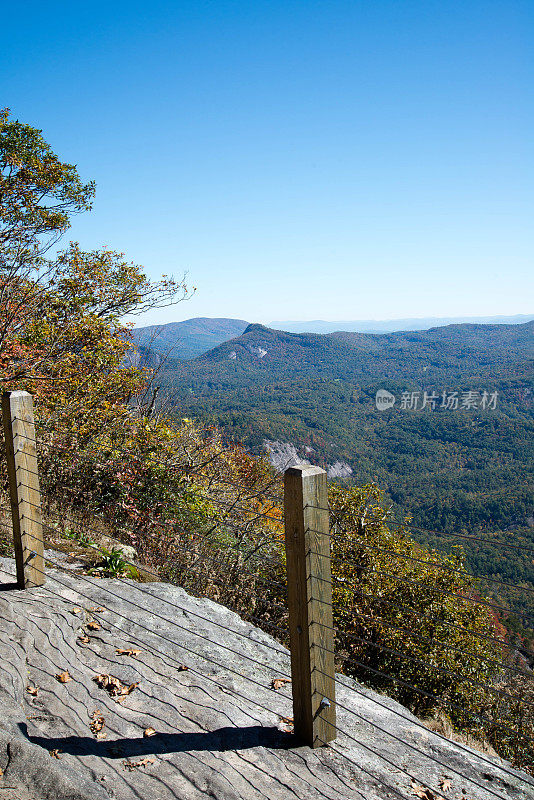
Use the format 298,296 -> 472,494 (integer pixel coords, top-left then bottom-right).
0,555 -> 530,800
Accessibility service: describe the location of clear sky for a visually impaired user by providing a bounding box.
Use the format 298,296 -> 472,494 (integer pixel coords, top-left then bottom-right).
3,0 -> 533,325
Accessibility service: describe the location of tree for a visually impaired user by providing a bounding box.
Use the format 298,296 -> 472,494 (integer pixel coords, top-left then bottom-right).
0,107 -> 94,256
0,109 -> 191,390
0,110 -> 192,516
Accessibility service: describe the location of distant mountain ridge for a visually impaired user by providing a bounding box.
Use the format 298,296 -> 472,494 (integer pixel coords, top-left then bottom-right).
131,315 -> 534,361
132,317 -> 249,360
193,320 -> 534,383
271,314 -> 534,334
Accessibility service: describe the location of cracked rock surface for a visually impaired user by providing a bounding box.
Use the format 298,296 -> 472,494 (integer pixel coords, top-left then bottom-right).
0,555 -> 531,800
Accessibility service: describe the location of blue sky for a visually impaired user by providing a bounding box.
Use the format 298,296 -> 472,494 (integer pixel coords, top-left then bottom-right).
3,0 -> 533,325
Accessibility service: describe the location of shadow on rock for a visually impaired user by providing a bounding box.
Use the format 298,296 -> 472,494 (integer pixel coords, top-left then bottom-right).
26,725 -> 298,758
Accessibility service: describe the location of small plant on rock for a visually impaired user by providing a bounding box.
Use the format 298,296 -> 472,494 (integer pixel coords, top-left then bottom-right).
98,547 -> 138,579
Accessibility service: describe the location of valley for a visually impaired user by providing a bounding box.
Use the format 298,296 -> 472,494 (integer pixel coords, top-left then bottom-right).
139,319 -> 534,630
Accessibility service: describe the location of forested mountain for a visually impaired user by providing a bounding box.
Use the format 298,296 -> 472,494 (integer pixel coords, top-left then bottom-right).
163,319 -> 534,386
132,317 -> 249,360
156,320 -> 534,612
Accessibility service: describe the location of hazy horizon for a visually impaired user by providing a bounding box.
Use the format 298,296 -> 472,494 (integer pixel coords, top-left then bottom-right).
133,312 -> 534,333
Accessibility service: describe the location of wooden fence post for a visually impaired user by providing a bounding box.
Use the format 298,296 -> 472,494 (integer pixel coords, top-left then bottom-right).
2,391 -> 45,588
284,465 -> 336,747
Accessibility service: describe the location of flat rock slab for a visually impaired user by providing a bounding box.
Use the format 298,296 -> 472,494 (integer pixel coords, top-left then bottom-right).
0,556 -> 531,800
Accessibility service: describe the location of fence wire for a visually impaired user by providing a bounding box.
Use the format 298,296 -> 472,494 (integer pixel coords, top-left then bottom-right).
2,414 -> 534,797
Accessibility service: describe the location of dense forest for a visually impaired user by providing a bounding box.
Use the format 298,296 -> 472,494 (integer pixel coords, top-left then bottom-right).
153,322 -> 534,624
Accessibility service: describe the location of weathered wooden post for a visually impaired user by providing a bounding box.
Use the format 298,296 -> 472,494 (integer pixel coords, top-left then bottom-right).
284,465 -> 336,747
2,391 -> 45,588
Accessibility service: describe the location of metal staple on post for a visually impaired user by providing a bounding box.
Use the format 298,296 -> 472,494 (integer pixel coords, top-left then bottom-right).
284,464 -> 336,747
2,391 -> 45,588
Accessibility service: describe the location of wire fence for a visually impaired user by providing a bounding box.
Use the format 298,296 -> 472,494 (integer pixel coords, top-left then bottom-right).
1,393 -> 533,799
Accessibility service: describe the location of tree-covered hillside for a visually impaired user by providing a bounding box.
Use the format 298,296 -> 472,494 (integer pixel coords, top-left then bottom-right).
155,321 -> 534,605
132,317 -> 249,359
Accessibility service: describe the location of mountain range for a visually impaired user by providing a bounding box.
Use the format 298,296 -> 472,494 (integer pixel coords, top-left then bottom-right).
270,314 -> 534,334
133,314 -> 534,360
147,318 -> 534,612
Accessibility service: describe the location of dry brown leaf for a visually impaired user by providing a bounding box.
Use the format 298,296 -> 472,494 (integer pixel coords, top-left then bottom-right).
178,664 -> 188,671
123,757 -> 155,771
49,749 -> 61,759
89,606 -> 105,612
78,634 -> 90,644
86,621 -> 101,631
409,781 -> 445,800
95,730 -> 107,740
116,648 -> 141,657
89,710 -> 105,736
279,715 -> 293,725
93,673 -> 138,700
70,607 -> 82,615
26,685 -> 39,696
56,671 -> 71,683
271,678 -> 291,691
143,727 -> 157,738
439,779 -> 452,792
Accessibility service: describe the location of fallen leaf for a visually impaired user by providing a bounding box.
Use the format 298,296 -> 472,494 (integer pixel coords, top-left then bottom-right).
279,716 -> 293,725
439,779 -> 452,792
70,607 -> 82,615
271,678 -> 291,691
86,621 -> 101,631
177,664 -> 188,671
93,673 -> 138,700
26,685 -> 39,696
123,757 -> 155,771
143,727 -> 157,738
49,749 -> 61,759
78,634 -> 90,644
116,648 -> 141,657
89,606 -> 105,612
95,730 -> 107,740
89,710 -> 105,736
409,780 -> 445,800
56,671 -> 71,683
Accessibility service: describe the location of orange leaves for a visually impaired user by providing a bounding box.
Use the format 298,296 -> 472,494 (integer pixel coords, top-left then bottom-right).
56,670 -> 71,683
271,678 -> 291,691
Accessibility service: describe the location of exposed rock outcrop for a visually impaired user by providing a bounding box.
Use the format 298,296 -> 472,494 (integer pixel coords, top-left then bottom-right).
0,556 -> 530,800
